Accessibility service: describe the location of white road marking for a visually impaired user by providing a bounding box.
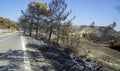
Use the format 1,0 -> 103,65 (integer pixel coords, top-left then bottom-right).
21,36 -> 26,51
21,36 -> 32,71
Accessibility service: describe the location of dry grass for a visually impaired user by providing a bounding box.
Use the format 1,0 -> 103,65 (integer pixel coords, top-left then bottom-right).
58,35 -> 81,57
78,38 -> 120,70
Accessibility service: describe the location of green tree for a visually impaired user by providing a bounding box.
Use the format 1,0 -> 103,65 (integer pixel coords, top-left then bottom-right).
49,0 -> 71,44
18,15 -> 29,34
21,1 -> 49,37
21,3 -> 35,36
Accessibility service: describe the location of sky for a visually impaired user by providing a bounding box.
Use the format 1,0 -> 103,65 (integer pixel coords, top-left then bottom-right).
0,0 -> 120,30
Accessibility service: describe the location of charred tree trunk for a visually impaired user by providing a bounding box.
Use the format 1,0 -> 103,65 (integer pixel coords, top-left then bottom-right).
35,23 -> 39,38
48,22 -> 53,41
23,29 -> 25,34
29,22 -> 32,37
29,26 -> 32,37
35,25 -> 38,38
57,21 -> 60,44
35,16 -> 40,38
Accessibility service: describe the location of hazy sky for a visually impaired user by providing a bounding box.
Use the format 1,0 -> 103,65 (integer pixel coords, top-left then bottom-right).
0,0 -> 120,30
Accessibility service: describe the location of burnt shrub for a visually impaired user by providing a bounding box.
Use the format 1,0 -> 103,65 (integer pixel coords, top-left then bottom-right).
59,35 -> 81,58
110,39 -> 120,51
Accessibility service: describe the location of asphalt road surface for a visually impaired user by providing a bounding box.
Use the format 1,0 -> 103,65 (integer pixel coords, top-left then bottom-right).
0,31 -> 32,71
0,31 -> 25,53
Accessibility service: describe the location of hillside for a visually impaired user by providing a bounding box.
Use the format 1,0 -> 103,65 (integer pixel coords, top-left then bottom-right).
73,25 -> 118,44
78,38 -> 120,70
0,17 -> 19,30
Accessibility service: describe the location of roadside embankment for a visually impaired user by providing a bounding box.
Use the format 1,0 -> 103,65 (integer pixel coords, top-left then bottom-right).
0,29 -> 16,37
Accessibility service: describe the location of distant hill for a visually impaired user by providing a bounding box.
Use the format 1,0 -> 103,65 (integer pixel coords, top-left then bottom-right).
73,25 -> 119,44
0,17 -> 19,30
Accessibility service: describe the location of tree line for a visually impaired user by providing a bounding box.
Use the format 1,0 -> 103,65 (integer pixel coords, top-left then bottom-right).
18,0 -> 76,44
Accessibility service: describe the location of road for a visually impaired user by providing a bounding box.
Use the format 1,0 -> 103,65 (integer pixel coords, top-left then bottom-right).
0,31 -> 32,71
0,31 -> 25,53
